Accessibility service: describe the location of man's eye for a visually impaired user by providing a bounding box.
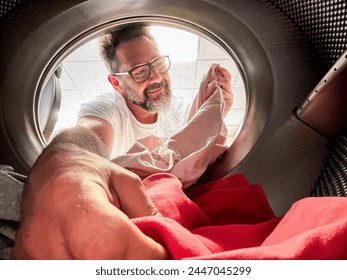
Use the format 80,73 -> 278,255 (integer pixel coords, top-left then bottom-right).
156,63 -> 166,71
133,68 -> 147,76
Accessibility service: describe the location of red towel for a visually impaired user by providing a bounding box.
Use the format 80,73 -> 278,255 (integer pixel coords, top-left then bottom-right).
133,173 -> 347,259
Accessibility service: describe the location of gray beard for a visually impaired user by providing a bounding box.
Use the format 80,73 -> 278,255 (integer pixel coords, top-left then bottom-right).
123,80 -> 172,113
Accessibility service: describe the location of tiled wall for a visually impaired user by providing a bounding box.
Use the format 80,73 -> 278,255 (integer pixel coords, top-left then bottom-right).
56,33 -> 246,145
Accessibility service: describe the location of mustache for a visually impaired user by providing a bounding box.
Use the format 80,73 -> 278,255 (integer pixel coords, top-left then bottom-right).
144,80 -> 168,94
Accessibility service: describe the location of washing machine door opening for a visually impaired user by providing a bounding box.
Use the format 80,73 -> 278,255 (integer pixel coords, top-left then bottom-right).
38,23 -> 247,152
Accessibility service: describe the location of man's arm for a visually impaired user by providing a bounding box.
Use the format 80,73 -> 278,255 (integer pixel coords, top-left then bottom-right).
77,116 -> 115,158
12,145 -> 168,259
12,128 -> 168,259
49,126 -> 110,158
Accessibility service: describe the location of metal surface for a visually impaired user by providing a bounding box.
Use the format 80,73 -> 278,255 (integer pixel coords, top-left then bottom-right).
38,68 -> 62,140
270,0 -> 347,72
296,50 -> 347,138
311,133 -> 347,197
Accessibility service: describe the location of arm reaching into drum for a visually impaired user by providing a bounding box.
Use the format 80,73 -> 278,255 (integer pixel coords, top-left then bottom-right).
12,127 -> 168,260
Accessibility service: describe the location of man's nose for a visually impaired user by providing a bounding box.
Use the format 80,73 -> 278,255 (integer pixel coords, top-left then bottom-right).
148,67 -> 162,83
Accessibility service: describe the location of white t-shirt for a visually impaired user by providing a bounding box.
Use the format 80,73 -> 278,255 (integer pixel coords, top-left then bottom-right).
78,91 -> 187,158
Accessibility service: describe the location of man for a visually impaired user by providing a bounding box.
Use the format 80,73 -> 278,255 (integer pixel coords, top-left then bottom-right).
12,23 -> 233,259
77,23 -> 233,158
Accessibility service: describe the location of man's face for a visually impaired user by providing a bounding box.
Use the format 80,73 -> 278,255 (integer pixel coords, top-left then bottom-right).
115,36 -> 172,113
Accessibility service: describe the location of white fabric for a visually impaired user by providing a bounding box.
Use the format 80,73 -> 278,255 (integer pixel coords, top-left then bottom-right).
112,64 -> 228,188
78,91 -> 185,157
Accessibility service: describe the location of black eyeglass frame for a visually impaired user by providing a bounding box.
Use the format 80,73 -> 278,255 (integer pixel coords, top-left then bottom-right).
112,55 -> 170,83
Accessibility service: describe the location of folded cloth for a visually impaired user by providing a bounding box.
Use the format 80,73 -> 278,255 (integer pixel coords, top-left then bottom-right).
133,173 -> 347,259
112,64 -> 228,188
0,165 -> 25,259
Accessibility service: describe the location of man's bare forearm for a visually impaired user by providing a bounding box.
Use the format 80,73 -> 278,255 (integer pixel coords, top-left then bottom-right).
48,126 -> 109,159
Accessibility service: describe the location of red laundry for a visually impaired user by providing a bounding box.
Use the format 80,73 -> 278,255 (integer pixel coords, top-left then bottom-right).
133,173 -> 347,259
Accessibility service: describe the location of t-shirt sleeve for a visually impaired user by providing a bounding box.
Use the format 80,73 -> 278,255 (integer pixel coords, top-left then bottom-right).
78,93 -> 117,127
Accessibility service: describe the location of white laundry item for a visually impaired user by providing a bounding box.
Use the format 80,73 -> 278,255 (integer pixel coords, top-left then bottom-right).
112,64 -> 228,188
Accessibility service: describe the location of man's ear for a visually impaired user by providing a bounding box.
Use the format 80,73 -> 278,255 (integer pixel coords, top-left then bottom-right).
108,74 -> 125,95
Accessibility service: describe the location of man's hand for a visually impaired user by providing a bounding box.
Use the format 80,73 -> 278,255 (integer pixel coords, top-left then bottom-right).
187,64 -> 233,122
12,142 -> 167,259
215,65 -> 233,118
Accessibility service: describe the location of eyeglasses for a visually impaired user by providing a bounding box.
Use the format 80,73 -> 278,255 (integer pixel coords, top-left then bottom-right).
112,56 -> 170,83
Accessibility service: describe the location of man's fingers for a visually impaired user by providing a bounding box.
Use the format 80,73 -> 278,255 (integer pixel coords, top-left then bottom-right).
217,76 -> 231,92
216,65 -> 231,79
216,66 -> 232,93
205,80 -> 221,99
62,191 -> 164,260
109,166 -> 160,218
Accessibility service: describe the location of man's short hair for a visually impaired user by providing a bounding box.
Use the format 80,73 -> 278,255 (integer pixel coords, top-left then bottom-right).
99,23 -> 156,73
